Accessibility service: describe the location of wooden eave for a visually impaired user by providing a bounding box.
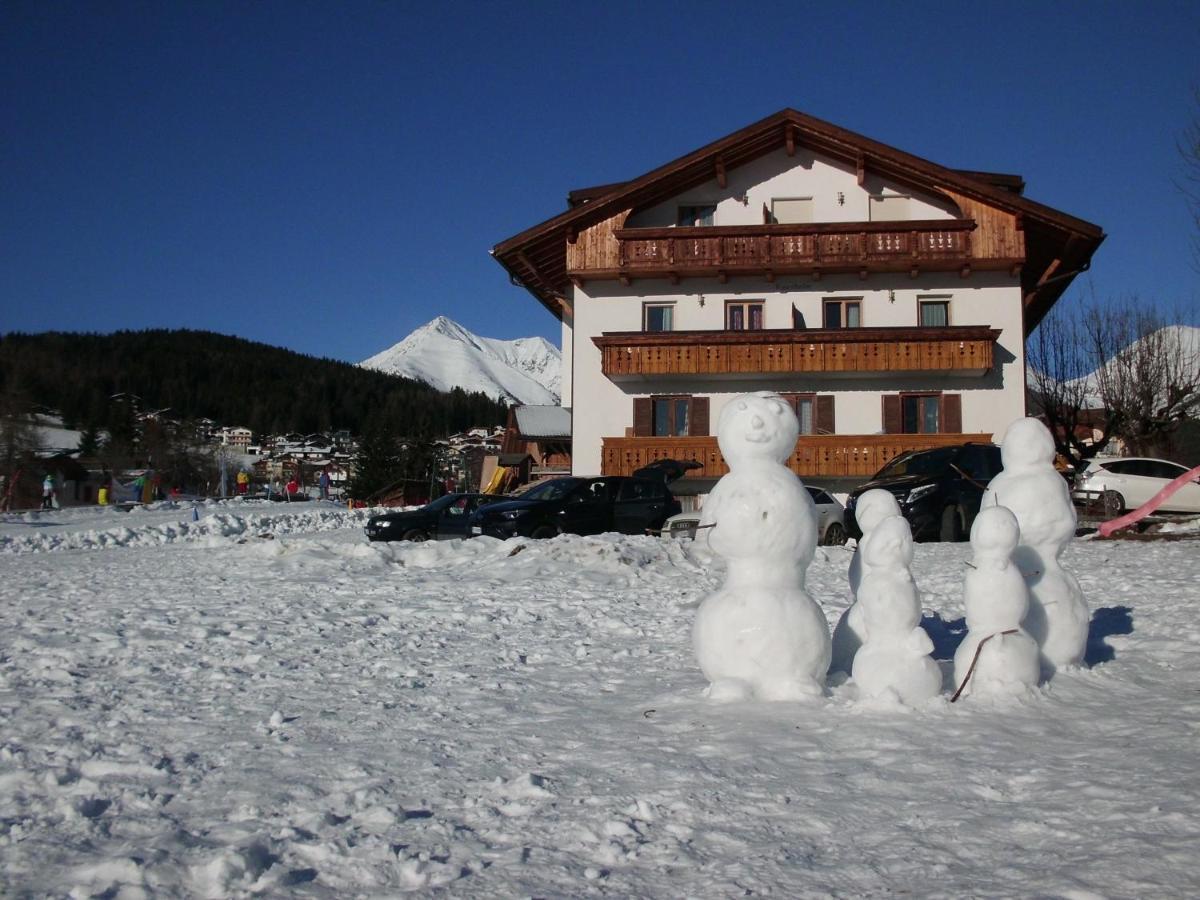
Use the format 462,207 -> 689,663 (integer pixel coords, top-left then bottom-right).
493,108 -> 1104,322
593,324 -> 1001,348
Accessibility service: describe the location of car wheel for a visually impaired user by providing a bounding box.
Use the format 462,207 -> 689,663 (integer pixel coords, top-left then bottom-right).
1102,490 -> 1125,518
402,528 -> 428,542
531,525 -> 558,540
939,505 -> 963,542
822,522 -> 847,546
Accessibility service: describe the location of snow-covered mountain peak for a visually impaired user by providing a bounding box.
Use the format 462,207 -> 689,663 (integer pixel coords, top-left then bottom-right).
360,317 -> 561,406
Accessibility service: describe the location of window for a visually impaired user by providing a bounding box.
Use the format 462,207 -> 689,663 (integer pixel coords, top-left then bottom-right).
869,194 -> 910,221
633,396 -> 709,438
677,204 -> 716,227
780,393 -> 835,435
823,299 -> 861,329
770,197 -> 814,224
882,393 -> 962,434
726,301 -> 764,330
919,298 -> 950,327
902,394 -> 941,434
654,397 -> 691,436
806,487 -> 833,505
617,479 -> 665,502
644,304 -> 673,332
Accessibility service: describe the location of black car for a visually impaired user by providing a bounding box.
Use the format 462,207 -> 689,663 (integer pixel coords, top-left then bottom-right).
468,475 -> 680,540
365,493 -> 502,542
845,443 -> 1003,542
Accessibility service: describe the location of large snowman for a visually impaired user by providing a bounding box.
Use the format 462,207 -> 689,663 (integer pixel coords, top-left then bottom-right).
693,391 -> 831,701
981,418 -> 1089,676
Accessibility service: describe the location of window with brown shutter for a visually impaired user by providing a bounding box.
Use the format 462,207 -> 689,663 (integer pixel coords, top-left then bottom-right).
815,395 -> 836,434
882,392 -> 962,434
780,393 -> 834,435
634,395 -> 708,437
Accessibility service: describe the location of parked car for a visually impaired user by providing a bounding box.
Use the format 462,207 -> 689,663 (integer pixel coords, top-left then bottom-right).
468,475 -> 680,540
661,486 -> 848,545
1072,457 -> 1200,516
365,493 -> 502,542
845,443 -> 1003,542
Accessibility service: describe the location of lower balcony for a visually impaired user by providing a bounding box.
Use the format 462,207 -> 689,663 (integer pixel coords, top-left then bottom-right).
594,326 -> 1000,380
601,433 -> 992,480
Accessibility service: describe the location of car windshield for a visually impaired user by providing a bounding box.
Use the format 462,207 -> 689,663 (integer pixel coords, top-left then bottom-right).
420,494 -> 461,513
518,478 -> 585,501
875,447 -> 957,478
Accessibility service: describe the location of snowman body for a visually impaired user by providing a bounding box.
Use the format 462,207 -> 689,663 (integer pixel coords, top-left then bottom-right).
953,506 -> 1040,697
982,418 -> 1088,676
851,516 -> 942,705
829,488 -> 902,676
693,392 -> 830,701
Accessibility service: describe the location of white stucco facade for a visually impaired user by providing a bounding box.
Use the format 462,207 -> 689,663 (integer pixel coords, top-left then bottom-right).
563,147 -> 1027,478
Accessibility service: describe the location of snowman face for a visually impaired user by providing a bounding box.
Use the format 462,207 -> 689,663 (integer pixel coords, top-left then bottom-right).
1000,417 -> 1056,470
861,515 -> 914,570
855,488 -> 902,535
716,392 -> 799,466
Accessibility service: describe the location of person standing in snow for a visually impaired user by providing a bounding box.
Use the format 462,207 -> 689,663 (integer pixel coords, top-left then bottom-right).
318,468 -> 330,501
41,474 -> 54,510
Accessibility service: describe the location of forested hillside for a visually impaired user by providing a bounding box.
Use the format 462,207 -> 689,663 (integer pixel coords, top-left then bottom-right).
0,330 -> 507,437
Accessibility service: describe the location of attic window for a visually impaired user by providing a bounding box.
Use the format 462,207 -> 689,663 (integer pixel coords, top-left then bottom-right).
769,198 -> 813,224
869,194 -> 910,221
677,204 -> 716,227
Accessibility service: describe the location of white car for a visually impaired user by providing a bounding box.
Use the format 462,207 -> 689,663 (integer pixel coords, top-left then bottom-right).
662,486 -> 848,545
1073,457 -> 1200,516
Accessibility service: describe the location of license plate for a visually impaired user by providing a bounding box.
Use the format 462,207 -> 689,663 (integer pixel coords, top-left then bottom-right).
471,526 -> 482,535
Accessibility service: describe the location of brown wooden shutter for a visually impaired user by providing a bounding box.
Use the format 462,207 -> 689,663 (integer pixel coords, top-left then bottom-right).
815,395 -> 836,434
633,397 -> 652,437
882,395 -> 902,434
689,396 -> 710,436
779,393 -> 801,415
942,393 -> 962,434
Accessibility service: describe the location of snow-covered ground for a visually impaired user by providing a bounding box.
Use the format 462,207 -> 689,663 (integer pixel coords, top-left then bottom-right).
1,501 -> 1198,897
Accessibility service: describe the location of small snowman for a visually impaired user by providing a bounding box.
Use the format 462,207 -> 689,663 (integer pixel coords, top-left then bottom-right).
829,488 -> 902,676
851,515 -> 942,705
982,418 -> 1088,676
693,391 -> 831,702
952,505 -> 1041,699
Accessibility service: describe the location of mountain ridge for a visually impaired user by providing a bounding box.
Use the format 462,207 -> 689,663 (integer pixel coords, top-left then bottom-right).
360,316 -> 561,406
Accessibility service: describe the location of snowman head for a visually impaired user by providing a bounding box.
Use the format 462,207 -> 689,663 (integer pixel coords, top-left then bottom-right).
861,514 -> 914,571
970,505 -> 1020,559
717,392 -> 799,467
999,417 -> 1056,470
855,488 -> 902,536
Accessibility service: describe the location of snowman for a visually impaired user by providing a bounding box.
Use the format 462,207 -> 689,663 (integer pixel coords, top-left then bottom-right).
851,515 -> 942,705
693,391 -> 831,702
982,418 -> 1088,676
952,505 -> 1041,698
829,488 -> 902,676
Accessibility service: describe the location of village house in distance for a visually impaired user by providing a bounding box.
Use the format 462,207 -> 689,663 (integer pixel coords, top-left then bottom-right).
492,108 -> 1104,493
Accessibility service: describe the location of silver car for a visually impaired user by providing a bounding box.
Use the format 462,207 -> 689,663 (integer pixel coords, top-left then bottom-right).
662,485 -> 848,545
1073,457 -> 1200,516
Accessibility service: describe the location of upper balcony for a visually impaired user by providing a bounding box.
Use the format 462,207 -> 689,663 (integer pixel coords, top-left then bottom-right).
592,325 -> 1001,380
565,219 -> 1015,284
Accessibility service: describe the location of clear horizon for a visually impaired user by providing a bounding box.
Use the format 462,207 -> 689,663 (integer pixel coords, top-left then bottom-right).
3,1 -> 1197,362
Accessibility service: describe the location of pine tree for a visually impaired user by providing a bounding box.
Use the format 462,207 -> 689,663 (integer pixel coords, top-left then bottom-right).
348,421 -> 404,500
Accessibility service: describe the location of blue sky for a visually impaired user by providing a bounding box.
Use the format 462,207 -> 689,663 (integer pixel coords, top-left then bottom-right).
2,1 -> 1197,362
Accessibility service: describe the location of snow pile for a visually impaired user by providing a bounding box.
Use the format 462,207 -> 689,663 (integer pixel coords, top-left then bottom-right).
360,315 -> 561,404
0,500 -> 374,554
0,499 -> 1198,895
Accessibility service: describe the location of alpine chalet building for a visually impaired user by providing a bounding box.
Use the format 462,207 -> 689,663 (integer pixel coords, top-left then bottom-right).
492,109 -> 1104,495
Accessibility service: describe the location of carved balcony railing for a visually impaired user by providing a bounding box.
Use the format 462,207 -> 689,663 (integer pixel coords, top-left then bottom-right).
598,219 -> 977,280
601,433 -> 992,480
593,326 -> 1000,380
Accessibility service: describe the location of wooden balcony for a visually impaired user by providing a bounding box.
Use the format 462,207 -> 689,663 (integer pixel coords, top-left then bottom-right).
593,325 -> 1000,380
568,219 -> 995,283
602,433 -> 992,480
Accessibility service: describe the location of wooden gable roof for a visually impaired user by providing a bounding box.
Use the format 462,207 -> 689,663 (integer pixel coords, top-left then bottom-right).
492,108 -> 1104,331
